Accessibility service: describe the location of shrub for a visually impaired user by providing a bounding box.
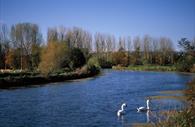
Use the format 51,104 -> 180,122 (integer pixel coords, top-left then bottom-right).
87,57 -> 100,73
98,57 -> 113,68
69,48 -> 86,69
176,54 -> 195,72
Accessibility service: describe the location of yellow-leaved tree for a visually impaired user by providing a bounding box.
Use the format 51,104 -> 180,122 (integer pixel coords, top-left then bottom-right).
38,41 -> 69,75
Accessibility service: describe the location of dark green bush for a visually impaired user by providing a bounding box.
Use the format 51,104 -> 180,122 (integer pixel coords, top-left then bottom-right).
69,48 -> 86,69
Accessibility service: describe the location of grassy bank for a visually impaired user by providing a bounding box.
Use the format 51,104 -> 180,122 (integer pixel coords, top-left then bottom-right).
0,67 -> 100,88
133,79 -> 195,127
112,65 -> 176,72
154,79 -> 195,127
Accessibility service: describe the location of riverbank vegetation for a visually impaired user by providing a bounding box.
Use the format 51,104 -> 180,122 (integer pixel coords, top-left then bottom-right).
133,79 -> 195,127
0,23 -> 195,86
154,79 -> 195,127
0,69 -> 100,88
0,23 -> 101,87
112,65 -> 176,72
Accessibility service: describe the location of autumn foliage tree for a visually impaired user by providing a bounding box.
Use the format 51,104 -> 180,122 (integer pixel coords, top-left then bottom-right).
112,50 -> 128,66
38,41 -> 69,75
5,48 -> 15,69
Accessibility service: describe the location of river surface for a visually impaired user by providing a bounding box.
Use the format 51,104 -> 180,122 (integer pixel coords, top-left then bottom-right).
0,70 -> 194,127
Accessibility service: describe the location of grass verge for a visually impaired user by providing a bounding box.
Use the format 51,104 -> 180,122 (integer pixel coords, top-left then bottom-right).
112,65 -> 176,72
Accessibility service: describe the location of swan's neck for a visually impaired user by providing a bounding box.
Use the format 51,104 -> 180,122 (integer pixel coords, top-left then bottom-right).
121,105 -> 124,110
146,101 -> 150,109
121,105 -> 126,111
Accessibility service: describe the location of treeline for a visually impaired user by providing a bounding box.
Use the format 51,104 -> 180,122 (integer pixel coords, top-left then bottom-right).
95,34 -> 195,73
0,23 -> 195,73
0,23 -> 99,75
94,34 -> 175,67
0,23 -> 42,70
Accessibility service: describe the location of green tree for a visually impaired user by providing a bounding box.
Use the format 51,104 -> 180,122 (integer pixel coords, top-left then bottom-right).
87,56 -> 100,73
31,43 -> 41,70
177,38 -> 195,72
69,48 -> 86,69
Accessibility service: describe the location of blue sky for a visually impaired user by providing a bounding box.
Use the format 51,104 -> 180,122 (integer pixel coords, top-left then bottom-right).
0,0 -> 195,47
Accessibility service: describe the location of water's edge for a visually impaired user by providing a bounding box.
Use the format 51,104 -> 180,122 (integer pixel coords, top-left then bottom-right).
0,70 -> 100,89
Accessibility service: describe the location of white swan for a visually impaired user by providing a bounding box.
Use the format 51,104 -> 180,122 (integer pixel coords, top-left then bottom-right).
137,99 -> 150,112
117,103 -> 127,117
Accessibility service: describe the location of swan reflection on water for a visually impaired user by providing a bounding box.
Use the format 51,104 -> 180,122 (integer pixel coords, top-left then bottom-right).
146,110 -> 151,123
117,110 -> 152,127
136,99 -> 152,123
